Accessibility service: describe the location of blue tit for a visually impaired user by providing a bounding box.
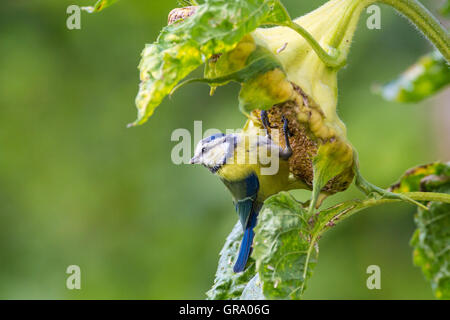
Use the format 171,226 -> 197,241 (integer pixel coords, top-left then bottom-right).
190,115 -> 307,272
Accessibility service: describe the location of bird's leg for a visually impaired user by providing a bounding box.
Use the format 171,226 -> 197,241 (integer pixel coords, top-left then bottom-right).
260,110 -> 273,139
260,111 -> 292,159
279,116 -> 293,160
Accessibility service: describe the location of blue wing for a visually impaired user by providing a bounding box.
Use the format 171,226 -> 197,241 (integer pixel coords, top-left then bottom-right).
233,173 -> 259,230
233,207 -> 259,272
222,173 -> 260,273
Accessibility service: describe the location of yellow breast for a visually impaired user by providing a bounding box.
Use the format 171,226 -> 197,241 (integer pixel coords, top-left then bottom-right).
218,156 -> 299,201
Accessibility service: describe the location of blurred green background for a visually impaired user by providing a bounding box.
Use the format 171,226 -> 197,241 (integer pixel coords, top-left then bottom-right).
0,0 -> 448,299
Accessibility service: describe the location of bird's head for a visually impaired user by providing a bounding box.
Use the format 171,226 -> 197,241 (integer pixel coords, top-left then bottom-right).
190,133 -> 235,173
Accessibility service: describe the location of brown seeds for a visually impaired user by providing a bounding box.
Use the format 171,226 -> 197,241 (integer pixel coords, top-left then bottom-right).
252,83 -> 354,194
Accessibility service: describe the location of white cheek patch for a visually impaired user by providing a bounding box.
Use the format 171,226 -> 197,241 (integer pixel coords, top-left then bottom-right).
219,141 -> 231,160
202,141 -> 231,167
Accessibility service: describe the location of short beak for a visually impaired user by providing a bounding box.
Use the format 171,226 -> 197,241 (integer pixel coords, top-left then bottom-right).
189,156 -> 198,164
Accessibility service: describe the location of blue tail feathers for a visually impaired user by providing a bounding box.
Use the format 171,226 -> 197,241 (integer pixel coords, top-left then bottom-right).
233,212 -> 258,273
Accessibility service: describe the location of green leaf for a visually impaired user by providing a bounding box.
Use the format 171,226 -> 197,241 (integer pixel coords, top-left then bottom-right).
175,43 -> 283,91
411,200 -> 450,300
173,42 -> 288,113
206,221 -> 256,300
131,0 -> 291,126
240,274 -> 265,299
82,0 -> 119,13
309,142 -> 354,214
389,162 -> 450,193
394,162 -> 450,299
209,193 -> 364,300
378,51 -> 450,103
252,192 -> 317,299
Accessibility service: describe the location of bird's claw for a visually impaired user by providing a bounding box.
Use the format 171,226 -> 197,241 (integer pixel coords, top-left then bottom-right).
280,115 -> 293,160
260,110 -> 273,139
282,116 -> 294,137
260,110 -> 293,160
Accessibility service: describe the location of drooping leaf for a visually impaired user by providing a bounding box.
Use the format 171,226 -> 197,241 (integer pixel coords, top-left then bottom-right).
309,141 -> 354,213
175,42 -> 283,91
206,221 -> 256,300
393,162 -> 450,299
82,0 -> 119,13
252,192 -> 317,299
131,0 -> 291,126
389,162 -> 450,193
378,51 -> 450,103
211,186 -> 437,299
173,42 -> 290,113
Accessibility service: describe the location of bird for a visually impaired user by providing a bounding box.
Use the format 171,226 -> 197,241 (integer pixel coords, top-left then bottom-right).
190,113 -> 307,272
